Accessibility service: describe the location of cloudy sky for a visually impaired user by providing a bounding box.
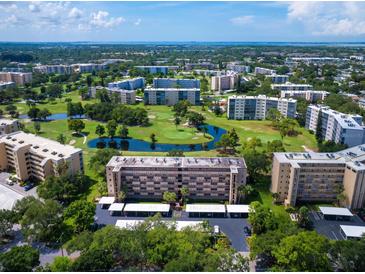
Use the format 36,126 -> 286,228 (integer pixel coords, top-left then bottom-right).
1,1 -> 365,42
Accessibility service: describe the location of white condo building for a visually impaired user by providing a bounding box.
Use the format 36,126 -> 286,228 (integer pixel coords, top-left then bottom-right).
211,71 -> 238,91
271,82 -> 313,91
281,90 -> 329,102
305,105 -> 365,147
255,67 -> 276,75
266,74 -> 289,84
227,95 -> 297,120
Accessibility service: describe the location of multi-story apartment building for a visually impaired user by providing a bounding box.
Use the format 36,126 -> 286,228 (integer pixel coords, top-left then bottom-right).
254,67 -> 276,75
305,105 -> 365,147
271,82 -> 313,91
185,62 -> 217,71
0,82 -> 15,91
266,74 -> 289,84
271,144 -> 365,209
33,65 -> 72,74
211,71 -> 239,91
0,131 -> 83,181
106,89 -> 136,104
0,119 -> 20,136
144,78 -> 200,106
72,63 -> 106,73
108,77 -> 145,90
227,95 -> 297,120
226,63 -> 250,73
106,156 -> 247,204
280,90 -> 329,102
153,78 -> 200,89
0,72 -> 32,85
135,66 -> 179,74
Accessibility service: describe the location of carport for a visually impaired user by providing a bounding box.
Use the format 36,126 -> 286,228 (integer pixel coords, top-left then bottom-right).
115,219 -> 144,229
115,220 -> 204,231
319,206 -> 353,221
108,203 -> 125,216
98,196 -> 116,209
340,225 -> 365,240
226,204 -> 249,218
186,204 -> 226,218
123,203 -> 171,217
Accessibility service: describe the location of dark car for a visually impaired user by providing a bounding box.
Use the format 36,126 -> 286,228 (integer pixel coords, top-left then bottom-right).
24,183 -> 34,191
244,226 -> 251,236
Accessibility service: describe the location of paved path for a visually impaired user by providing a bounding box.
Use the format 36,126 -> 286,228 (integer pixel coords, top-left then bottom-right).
302,145 -> 314,152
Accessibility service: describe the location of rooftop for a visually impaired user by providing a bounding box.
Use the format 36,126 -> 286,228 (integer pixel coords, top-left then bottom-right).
0,118 -> 18,126
226,204 -> 250,213
123,203 -> 170,212
228,94 -> 297,103
185,204 -> 226,213
340,225 -> 365,238
108,203 -> 125,211
319,206 -> 353,217
107,156 -> 245,170
98,196 -> 116,205
0,131 -> 82,161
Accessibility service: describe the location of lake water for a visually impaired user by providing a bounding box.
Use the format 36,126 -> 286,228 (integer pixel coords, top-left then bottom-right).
87,124 -> 226,152
19,113 -> 85,120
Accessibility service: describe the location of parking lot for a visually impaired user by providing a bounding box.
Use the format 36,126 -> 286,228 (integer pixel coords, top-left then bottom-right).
309,211 -> 365,240
95,205 -> 250,252
0,172 -> 38,198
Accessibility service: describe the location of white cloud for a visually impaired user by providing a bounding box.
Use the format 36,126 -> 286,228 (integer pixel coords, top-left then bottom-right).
230,15 -> 254,26
0,2 -> 126,33
90,11 -> 125,28
134,18 -> 142,26
287,2 -> 365,36
69,7 -> 83,19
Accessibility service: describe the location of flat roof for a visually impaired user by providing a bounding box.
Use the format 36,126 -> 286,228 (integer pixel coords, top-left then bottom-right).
123,203 -> 170,212
115,219 -> 143,229
319,206 -> 353,217
226,204 -> 250,213
98,196 -> 116,205
340,225 -> 365,238
0,184 -> 24,210
115,220 -> 203,231
108,203 -> 125,211
185,204 -> 226,213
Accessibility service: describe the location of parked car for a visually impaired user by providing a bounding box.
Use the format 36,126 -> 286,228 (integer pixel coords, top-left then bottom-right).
244,226 -> 251,236
6,178 -> 14,186
213,225 -> 220,234
24,183 -> 34,191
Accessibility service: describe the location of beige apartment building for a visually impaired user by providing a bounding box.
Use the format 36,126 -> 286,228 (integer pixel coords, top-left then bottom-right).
106,156 -> 247,204
271,145 -> 365,209
0,119 -> 20,136
0,72 -> 32,85
0,131 -> 84,181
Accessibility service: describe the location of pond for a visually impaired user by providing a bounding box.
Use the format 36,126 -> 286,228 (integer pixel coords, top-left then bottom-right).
87,124 -> 227,152
19,113 -> 86,120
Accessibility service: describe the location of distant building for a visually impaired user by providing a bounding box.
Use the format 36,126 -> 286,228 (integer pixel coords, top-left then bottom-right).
135,66 -> 179,74
305,105 -> 365,147
0,119 -> 20,135
271,82 -> 313,91
0,72 -> 32,85
281,90 -> 329,102
226,63 -> 250,73
185,62 -> 217,71
144,78 -> 200,106
227,95 -> 297,120
106,78 -> 145,105
211,71 -> 239,91
0,82 -> 15,91
271,144 -> 365,209
106,156 -> 247,204
266,74 -> 289,84
254,67 -> 276,75
72,63 -> 106,73
0,131 -> 83,181
33,65 -> 72,74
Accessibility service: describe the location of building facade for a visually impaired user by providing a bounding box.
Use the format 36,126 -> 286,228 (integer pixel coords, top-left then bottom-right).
135,66 -> 179,74
280,90 -> 329,102
271,82 -> 313,91
144,77 -> 200,105
211,72 -> 238,91
107,89 -> 136,104
226,63 -> 250,73
305,105 -> 365,147
0,72 -> 32,85
0,131 -> 84,181
227,95 -> 297,120
266,74 -> 289,84
106,156 -> 247,204
108,77 -> 145,90
0,119 -> 20,136
0,82 -> 15,91
271,144 -> 365,209
33,65 -> 72,74
254,67 -> 276,75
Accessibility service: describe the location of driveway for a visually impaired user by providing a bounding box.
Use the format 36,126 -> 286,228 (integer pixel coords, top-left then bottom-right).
0,172 -> 38,198
95,205 -> 250,252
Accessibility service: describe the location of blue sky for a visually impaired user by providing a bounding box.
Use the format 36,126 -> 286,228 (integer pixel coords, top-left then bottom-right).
1,1 -> 365,42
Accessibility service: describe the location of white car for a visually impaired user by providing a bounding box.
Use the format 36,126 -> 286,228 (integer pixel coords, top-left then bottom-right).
213,225 -> 220,234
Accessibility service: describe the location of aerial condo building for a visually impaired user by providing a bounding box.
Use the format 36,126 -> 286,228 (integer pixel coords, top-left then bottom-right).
106,156 -> 247,204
